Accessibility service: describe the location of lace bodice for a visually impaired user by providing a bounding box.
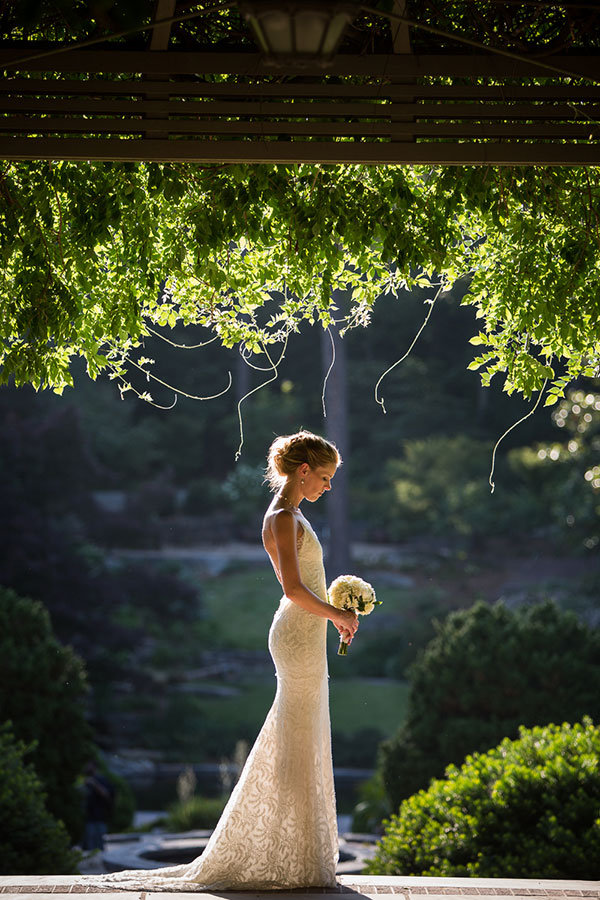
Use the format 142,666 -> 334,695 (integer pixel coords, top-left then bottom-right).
296,510 -> 328,599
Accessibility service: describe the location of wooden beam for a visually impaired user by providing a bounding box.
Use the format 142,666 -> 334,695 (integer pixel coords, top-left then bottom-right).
148,0 -> 176,51
1,136 -> 599,164
391,0 -> 411,54
1,50 -> 599,79
390,0 -> 414,145
145,0 -> 176,139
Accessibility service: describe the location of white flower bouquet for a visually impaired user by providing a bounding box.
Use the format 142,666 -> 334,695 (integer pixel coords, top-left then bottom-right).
328,574 -> 381,656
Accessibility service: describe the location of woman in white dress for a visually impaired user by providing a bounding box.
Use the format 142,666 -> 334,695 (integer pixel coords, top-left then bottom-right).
96,430 -> 358,891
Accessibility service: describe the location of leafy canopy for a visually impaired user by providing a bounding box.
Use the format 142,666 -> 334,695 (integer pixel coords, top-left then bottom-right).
1,162 -> 599,401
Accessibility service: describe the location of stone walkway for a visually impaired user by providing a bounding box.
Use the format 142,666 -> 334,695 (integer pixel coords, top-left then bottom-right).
1,875 -> 599,899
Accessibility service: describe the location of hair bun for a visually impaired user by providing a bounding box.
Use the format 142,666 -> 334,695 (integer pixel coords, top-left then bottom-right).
265,431 -> 341,491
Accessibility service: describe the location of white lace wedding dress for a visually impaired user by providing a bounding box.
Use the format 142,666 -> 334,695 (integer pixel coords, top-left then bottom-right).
93,510 -> 338,891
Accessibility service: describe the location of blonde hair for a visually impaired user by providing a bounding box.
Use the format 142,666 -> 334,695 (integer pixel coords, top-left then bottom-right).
265,430 -> 341,492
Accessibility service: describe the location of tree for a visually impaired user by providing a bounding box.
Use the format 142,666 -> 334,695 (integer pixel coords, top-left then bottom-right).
0,587 -> 93,839
369,718 -> 600,879
1,163 -> 599,404
379,600 -> 600,810
0,725 -> 80,875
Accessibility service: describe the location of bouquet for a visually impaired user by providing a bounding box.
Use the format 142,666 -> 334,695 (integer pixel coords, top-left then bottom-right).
328,574 -> 380,656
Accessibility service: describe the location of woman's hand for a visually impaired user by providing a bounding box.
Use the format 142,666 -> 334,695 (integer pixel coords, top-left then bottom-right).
332,608 -> 358,645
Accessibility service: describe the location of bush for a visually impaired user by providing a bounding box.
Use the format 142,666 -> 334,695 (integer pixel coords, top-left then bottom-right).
368,718 -> 600,879
351,770 -> 390,835
380,600 -> 600,809
0,587 -> 93,839
165,795 -> 226,832
0,725 -> 80,875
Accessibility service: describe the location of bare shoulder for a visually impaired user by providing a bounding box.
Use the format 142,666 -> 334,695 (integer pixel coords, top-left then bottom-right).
265,507 -> 297,539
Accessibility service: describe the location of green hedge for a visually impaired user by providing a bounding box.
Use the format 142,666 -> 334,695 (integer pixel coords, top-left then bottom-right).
368,718 -> 600,879
380,600 -> 600,808
0,587 -> 92,839
0,725 -> 79,875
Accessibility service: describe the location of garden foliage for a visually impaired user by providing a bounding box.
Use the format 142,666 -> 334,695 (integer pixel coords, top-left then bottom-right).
1,163 -> 599,401
369,719 -> 600,878
380,600 -> 600,809
509,388 -> 600,551
0,725 -> 79,875
0,587 -> 92,839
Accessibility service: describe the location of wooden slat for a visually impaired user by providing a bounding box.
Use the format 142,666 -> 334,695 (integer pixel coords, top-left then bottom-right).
0,116 -> 393,135
0,78 -> 398,98
1,116 -> 597,138
0,97 -> 597,121
1,49 -> 599,79
1,135 -> 599,164
3,78 -> 600,101
0,97 -> 395,117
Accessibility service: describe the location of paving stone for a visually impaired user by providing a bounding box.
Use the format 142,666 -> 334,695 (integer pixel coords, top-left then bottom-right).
1,879 -> 599,898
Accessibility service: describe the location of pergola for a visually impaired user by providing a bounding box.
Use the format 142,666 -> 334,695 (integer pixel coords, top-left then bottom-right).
1,1 -> 600,165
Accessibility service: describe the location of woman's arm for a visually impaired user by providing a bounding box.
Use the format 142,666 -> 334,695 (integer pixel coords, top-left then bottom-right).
271,510 -> 358,640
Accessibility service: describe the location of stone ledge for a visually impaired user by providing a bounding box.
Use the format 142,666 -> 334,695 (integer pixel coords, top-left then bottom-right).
0,876 -> 599,898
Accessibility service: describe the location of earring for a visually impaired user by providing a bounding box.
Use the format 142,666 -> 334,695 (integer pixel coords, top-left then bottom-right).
301,478 -> 305,485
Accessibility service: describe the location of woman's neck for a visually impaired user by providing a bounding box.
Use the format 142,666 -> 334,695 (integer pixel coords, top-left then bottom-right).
276,481 -> 301,510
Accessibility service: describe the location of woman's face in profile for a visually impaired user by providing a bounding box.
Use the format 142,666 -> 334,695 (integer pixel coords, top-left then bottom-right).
303,463 -> 336,503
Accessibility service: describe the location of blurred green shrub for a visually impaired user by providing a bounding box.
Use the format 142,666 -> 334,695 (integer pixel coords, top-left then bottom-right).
368,718 -> 600,878
165,795 -> 226,832
382,435 -> 546,540
508,386 -> 600,551
380,600 -> 600,809
351,770 -> 390,834
0,587 -> 93,840
0,725 -> 80,875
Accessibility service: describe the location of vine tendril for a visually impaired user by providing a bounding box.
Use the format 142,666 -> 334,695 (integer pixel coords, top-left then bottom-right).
129,356 -> 233,401
374,283 -> 443,414
146,326 -> 219,350
488,378 -> 549,494
321,327 -> 336,419
235,334 -> 289,461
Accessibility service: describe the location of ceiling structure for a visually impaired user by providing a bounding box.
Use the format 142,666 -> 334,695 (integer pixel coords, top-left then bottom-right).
1,0 -> 600,165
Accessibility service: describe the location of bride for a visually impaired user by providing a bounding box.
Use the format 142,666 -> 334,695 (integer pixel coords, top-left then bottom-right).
95,430 -> 358,891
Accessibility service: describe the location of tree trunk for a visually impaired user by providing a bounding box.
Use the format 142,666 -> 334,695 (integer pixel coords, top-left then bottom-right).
320,317 -> 351,578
